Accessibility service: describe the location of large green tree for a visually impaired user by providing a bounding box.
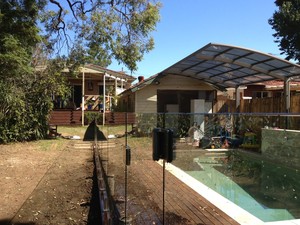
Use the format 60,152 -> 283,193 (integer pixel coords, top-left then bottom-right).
269,0 -> 300,62
41,0 -> 161,71
0,0 -> 161,143
0,0 -> 67,143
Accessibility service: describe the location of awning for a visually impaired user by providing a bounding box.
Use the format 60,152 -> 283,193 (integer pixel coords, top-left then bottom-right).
160,43 -> 300,90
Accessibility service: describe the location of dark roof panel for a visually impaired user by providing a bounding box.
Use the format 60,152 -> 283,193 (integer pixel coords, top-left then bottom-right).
160,43 -> 300,89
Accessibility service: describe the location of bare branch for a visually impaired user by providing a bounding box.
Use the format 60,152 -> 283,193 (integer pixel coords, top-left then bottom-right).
49,0 -> 66,30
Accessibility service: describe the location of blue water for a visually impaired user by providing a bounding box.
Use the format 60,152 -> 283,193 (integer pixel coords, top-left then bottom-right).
173,151 -> 300,222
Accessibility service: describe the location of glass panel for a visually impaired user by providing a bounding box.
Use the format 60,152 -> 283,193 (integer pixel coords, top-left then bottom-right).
102,112 -> 300,225
247,53 -> 271,61
266,59 -> 290,68
227,48 -> 250,56
236,57 -> 257,65
255,63 -> 276,71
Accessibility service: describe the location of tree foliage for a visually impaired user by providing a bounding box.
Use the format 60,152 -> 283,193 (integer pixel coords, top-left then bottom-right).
269,0 -> 300,62
0,0 -> 68,143
0,0 -> 161,143
41,0 -> 161,71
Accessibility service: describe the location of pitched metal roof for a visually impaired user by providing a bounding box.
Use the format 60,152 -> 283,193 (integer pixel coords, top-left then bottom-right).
159,43 -> 300,90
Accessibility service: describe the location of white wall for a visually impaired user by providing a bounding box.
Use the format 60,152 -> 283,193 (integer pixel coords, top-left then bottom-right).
135,85 -> 157,113
135,75 -> 215,114
158,75 -> 214,90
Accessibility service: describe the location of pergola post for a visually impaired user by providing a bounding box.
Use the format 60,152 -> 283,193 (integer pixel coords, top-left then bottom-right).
235,87 -> 240,112
103,73 -> 106,126
81,68 -> 85,126
284,78 -> 291,113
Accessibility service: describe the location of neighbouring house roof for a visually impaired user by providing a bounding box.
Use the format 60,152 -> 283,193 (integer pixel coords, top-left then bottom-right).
121,74 -> 158,94
263,80 -> 300,89
62,64 -> 136,83
85,64 -> 136,82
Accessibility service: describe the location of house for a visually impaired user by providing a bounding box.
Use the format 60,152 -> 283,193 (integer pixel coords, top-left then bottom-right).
119,74 -> 216,114
49,64 -> 135,125
57,64 -> 135,110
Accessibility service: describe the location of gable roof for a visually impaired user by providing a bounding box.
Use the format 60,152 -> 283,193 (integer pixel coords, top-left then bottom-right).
160,43 -> 300,90
85,64 -> 136,82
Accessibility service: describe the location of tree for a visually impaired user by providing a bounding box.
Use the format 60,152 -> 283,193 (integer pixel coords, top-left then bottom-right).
0,0 -> 161,143
269,0 -> 300,62
41,0 -> 161,71
0,0 -> 68,143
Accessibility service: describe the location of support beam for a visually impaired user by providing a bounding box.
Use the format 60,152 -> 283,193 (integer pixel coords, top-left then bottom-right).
235,87 -> 240,111
82,69 -> 85,126
284,78 -> 291,113
103,73 -> 106,125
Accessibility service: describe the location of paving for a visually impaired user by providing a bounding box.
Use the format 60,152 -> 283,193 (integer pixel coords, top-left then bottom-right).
103,137 -> 240,225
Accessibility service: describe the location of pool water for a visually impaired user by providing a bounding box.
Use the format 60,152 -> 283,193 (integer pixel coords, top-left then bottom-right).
172,150 -> 300,222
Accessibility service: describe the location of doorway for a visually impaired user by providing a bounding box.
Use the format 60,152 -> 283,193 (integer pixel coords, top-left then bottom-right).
73,85 -> 82,108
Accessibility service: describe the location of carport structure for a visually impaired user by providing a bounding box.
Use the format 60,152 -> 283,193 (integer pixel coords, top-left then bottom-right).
159,43 -> 300,112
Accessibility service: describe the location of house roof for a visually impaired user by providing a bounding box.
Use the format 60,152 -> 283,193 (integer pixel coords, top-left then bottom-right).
84,64 -> 136,82
160,43 -> 300,90
63,64 -> 136,83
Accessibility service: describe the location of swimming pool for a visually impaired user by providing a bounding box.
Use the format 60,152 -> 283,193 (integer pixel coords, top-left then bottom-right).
170,149 -> 300,223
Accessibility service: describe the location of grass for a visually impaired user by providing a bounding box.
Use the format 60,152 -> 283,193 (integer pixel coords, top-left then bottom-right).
0,125 -> 152,153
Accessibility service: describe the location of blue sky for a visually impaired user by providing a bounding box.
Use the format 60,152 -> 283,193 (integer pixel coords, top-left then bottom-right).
108,0 -> 281,80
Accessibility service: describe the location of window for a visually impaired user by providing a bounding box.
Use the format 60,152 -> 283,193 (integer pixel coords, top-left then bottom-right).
253,91 -> 271,98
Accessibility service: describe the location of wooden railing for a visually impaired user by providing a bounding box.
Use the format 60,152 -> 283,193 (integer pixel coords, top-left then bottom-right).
49,110 -> 136,126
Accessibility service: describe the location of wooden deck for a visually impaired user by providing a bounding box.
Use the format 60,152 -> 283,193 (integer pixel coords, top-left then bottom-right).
106,139 -> 241,225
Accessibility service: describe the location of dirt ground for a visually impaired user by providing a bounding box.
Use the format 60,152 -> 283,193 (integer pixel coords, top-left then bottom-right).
0,127 -> 239,225
0,139 -> 100,225
0,124 -> 161,225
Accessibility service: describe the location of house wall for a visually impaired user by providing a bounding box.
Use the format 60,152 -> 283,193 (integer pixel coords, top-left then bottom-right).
157,75 -> 214,91
135,85 -> 157,113
135,75 -> 215,114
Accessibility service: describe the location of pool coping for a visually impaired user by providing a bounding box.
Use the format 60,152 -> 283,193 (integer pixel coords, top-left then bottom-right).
157,160 -> 300,225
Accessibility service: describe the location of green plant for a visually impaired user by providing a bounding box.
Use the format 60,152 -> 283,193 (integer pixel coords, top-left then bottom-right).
85,112 -> 103,125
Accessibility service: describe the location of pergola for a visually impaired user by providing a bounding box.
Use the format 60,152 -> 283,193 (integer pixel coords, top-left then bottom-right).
159,43 -> 300,112
78,65 -> 134,125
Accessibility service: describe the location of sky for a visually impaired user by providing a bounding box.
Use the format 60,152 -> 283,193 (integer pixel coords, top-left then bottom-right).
108,0 -> 281,80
